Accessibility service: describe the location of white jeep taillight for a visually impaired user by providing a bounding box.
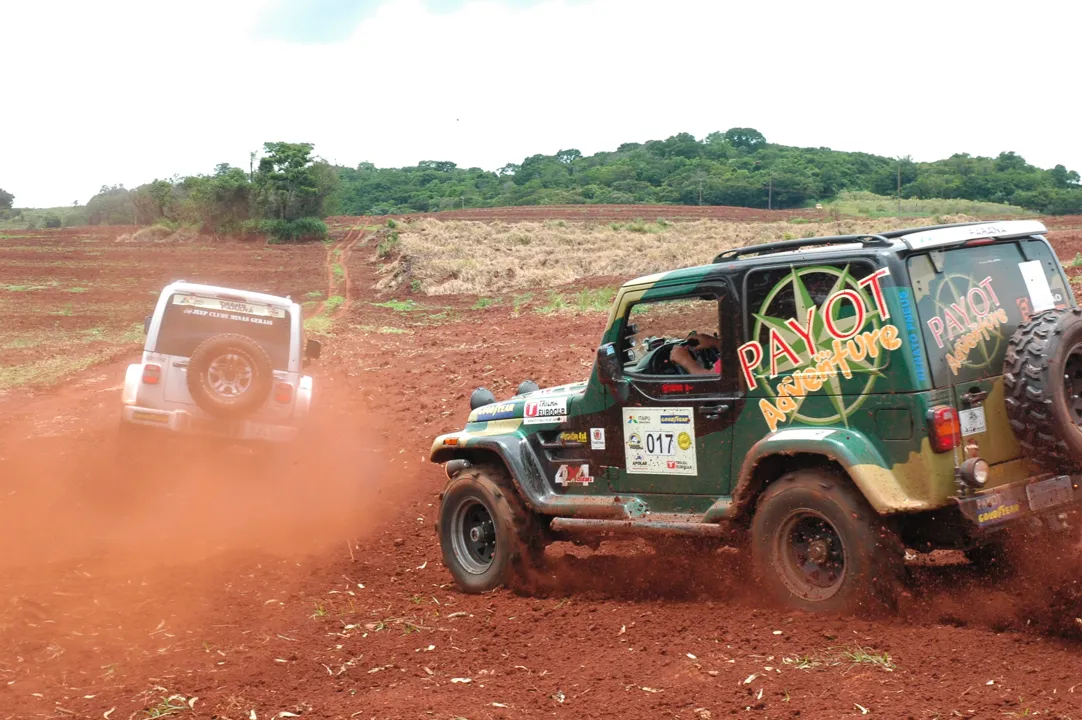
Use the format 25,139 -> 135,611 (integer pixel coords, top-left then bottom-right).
274,381 -> 293,404
928,405 -> 961,453
142,363 -> 161,385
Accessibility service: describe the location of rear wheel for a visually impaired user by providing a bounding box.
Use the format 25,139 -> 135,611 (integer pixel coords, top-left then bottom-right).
187,334 -> 274,420
1004,308 -> 1082,470
751,468 -> 903,615
437,464 -> 546,594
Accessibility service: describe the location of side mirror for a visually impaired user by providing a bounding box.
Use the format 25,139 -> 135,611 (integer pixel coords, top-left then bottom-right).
305,339 -> 322,360
143,315 -> 151,334
596,342 -> 629,402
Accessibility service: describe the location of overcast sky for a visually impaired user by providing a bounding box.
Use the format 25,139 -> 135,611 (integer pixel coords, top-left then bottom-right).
3,0 -> 1080,208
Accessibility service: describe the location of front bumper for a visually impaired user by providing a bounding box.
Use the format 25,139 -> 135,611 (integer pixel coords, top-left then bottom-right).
956,473 -> 1082,531
121,405 -> 298,443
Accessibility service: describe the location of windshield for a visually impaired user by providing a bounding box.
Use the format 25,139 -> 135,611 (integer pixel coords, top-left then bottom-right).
155,292 -> 292,370
907,240 -> 1071,387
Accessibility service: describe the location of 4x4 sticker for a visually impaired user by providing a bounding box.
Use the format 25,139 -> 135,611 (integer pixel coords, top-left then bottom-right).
622,407 -> 697,476
739,265 -> 902,433
555,464 -> 593,486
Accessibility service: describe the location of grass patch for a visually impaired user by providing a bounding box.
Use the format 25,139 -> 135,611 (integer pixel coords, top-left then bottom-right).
304,315 -> 333,335
472,297 -> 499,309
378,217 -> 951,297
532,287 -> 616,314
66,286 -> 88,293
0,350 -> 120,390
332,263 -> 344,281
0,281 -> 59,292
305,290 -> 324,299
372,298 -> 417,312
536,291 -> 569,314
324,295 -> 345,313
355,325 -> 411,334
782,646 -> 895,673
512,292 -> 534,314
823,190 -> 1035,219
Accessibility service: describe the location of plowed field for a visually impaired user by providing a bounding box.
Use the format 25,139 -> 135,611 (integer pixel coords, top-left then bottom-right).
2,212 -> 1082,720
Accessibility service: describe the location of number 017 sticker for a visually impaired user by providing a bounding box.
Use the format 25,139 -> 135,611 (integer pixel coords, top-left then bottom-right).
622,407 -> 698,476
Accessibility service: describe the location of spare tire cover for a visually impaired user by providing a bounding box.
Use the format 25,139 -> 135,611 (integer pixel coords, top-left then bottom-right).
186,333 -> 274,419
1004,307 -> 1082,470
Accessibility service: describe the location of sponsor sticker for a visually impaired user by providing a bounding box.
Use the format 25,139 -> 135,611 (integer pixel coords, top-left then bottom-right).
524,415 -> 566,425
173,293 -> 286,319
590,428 -> 606,450
132,411 -> 169,424
622,407 -> 697,476
558,430 -> 588,444
1019,260 -> 1056,313
475,402 -> 516,421
525,397 -> 567,419
555,463 -> 594,486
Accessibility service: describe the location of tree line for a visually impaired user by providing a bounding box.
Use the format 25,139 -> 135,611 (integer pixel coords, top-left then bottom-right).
3,129 -> 1081,239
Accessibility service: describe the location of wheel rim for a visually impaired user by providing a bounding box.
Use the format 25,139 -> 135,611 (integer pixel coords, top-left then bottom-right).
450,497 -> 497,575
1064,343 -> 1082,427
774,509 -> 846,601
207,353 -> 254,398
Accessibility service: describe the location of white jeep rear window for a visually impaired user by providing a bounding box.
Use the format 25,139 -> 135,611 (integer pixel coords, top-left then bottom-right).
156,293 -> 292,370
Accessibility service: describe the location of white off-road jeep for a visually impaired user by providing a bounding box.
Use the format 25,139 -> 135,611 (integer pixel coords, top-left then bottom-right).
119,281 -> 322,444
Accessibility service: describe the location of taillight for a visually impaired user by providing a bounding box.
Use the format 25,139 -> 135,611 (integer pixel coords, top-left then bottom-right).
274,382 -> 294,404
142,364 -> 161,385
928,406 -> 961,453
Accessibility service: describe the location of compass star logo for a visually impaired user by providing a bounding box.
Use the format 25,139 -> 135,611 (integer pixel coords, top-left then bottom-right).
748,264 -> 894,429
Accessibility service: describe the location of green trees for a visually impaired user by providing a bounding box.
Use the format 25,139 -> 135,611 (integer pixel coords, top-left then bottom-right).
80,142 -> 333,241
0,188 -> 13,212
70,131 -> 1082,228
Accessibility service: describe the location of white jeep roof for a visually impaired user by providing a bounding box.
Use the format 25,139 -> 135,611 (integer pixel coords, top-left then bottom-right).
163,281 -> 294,308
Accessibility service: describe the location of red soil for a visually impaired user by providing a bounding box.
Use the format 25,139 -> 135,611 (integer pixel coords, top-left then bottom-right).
0,222 -> 1081,719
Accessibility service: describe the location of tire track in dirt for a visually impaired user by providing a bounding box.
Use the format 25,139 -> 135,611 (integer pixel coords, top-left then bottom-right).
333,230 -> 366,319
314,226 -> 356,316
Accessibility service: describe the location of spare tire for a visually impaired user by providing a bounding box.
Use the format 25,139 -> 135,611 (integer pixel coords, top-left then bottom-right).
1003,307 -> 1082,470
186,333 -> 274,419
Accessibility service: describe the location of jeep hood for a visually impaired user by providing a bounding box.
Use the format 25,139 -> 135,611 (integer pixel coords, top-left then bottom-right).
467,380 -> 587,423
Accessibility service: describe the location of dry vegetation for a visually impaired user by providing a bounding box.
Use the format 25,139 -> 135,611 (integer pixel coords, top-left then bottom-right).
377,216 -> 963,296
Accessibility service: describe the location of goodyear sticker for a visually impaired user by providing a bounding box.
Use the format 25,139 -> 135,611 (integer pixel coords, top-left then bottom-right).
475,402 -> 516,421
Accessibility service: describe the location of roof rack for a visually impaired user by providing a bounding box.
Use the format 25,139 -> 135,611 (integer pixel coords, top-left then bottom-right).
714,234 -> 891,263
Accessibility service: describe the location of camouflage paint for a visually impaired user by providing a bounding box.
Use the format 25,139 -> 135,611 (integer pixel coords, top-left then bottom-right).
430,232 -> 1078,530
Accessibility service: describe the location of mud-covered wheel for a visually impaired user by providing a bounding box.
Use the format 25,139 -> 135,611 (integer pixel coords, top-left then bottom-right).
1004,308 -> 1082,470
437,463 -> 546,594
187,333 -> 274,419
751,468 -> 903,615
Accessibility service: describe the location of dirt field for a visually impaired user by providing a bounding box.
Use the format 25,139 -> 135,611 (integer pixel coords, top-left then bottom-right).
3,210 -> 1082,720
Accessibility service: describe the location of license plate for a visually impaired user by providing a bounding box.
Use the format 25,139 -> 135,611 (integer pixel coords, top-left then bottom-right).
958,406 -> 986,436
1026,475 -> 1074,512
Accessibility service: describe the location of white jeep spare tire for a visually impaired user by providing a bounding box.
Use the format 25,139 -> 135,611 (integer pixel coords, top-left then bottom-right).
186,333 -> 274,419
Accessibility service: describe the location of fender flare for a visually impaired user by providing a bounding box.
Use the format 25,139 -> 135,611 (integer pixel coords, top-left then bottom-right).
121,363 -> 143,406
731,427 -> 931,517
432,432 -> 550,511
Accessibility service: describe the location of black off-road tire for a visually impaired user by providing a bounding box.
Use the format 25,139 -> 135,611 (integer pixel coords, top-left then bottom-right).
1004,308 -> 1082,470
437,463 -> 547,594
751,468 -> 904,615
187,334 -> 274,420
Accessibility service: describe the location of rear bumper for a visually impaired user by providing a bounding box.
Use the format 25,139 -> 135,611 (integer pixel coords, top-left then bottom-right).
121,405 -> 298,443
955,473 -> 1082,531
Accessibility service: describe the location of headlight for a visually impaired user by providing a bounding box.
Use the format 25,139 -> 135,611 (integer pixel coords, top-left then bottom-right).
960,457 -> 990,488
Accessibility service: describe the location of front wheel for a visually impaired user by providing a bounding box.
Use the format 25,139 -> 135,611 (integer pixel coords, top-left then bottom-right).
751,469 -> 903,615
437,464 -> 545,594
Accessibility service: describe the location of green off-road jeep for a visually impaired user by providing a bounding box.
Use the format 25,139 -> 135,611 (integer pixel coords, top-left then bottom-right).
430,219 -> 1082,613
